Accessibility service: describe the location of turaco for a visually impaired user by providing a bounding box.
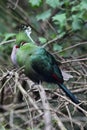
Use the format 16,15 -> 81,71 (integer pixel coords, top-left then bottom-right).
11,26 -> 80,106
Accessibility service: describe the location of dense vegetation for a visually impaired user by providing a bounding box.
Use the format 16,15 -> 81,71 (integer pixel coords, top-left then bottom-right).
0,0 -> 87,130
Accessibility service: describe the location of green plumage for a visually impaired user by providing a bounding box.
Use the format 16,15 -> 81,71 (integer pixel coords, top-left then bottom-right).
11,32 -> 80,105
16,32 -> 31,46
16,43 -> 63,83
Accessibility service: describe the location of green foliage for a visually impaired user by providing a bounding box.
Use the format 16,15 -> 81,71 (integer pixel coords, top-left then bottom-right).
0,0 -> 87,58
0,32 -> 15,62
80,0 -> 87,10
0,0 -> 87,60
28,0 -> 42,7
72,14 -> 83,30
39,37 -> 47,44
36,9 -> 51,21
46,0 -> 60,8
71,0 -> 87,31
52,13 -> 66,32
53,44 -> 62,51
2,33 -> 16,41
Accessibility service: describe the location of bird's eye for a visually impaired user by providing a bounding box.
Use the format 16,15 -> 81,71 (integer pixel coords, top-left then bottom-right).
21,42 -> 26,46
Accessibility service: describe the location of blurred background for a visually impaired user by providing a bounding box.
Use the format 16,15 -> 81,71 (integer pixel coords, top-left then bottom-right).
0,0 -> 87,130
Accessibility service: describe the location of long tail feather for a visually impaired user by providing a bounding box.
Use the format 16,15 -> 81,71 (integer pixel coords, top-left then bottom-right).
58,83 -> 80,104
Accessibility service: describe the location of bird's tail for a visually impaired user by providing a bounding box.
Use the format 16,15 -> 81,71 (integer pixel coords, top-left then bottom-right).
58,83 -> 80,104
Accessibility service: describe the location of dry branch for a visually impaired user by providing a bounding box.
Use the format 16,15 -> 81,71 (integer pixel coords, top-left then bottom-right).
14,72 -> 43,115
38,83 -> 52,130
54,92 -> 87,116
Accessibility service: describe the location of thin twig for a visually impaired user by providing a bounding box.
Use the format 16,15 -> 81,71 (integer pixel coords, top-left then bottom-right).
13,0 -> 19,9
0,39 -> 16,45
58,41 -> 87,53
65,104 -> 74,130
62,58 -> 87,64
42,33 -> 65,48
53,92 -> 87,116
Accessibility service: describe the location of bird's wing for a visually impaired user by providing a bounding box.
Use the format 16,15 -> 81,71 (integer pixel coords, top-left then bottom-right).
31,48 -> 63,83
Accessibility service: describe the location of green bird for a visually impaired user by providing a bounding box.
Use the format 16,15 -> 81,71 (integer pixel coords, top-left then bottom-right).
11,32 -> 80,105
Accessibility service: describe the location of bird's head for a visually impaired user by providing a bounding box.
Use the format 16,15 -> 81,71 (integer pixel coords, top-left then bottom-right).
16,31 -> 29,46
16,24 -> 34,47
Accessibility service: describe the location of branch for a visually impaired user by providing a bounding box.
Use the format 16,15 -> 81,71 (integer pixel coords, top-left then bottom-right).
62,58 -> 87,64
54,92 -> 87,116
58,41 -> 87,53
14,72 -> 43,115
52,113 -> 67,130
38,83 -> 52,130
0,39 -> 16,45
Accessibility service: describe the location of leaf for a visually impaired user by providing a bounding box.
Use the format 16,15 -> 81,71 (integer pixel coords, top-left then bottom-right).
71,5 -> 80,12
3,33 -> 16,41
80,0 -> 87,10
36,9 -> 51,21
52,13 -> 66,28
53,44 -> 62,51
39,37 -> 47,44
29,0 -> 41,7
72,15 -> 82,30
46,0 -> 59,8
72,0 -> 87,12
